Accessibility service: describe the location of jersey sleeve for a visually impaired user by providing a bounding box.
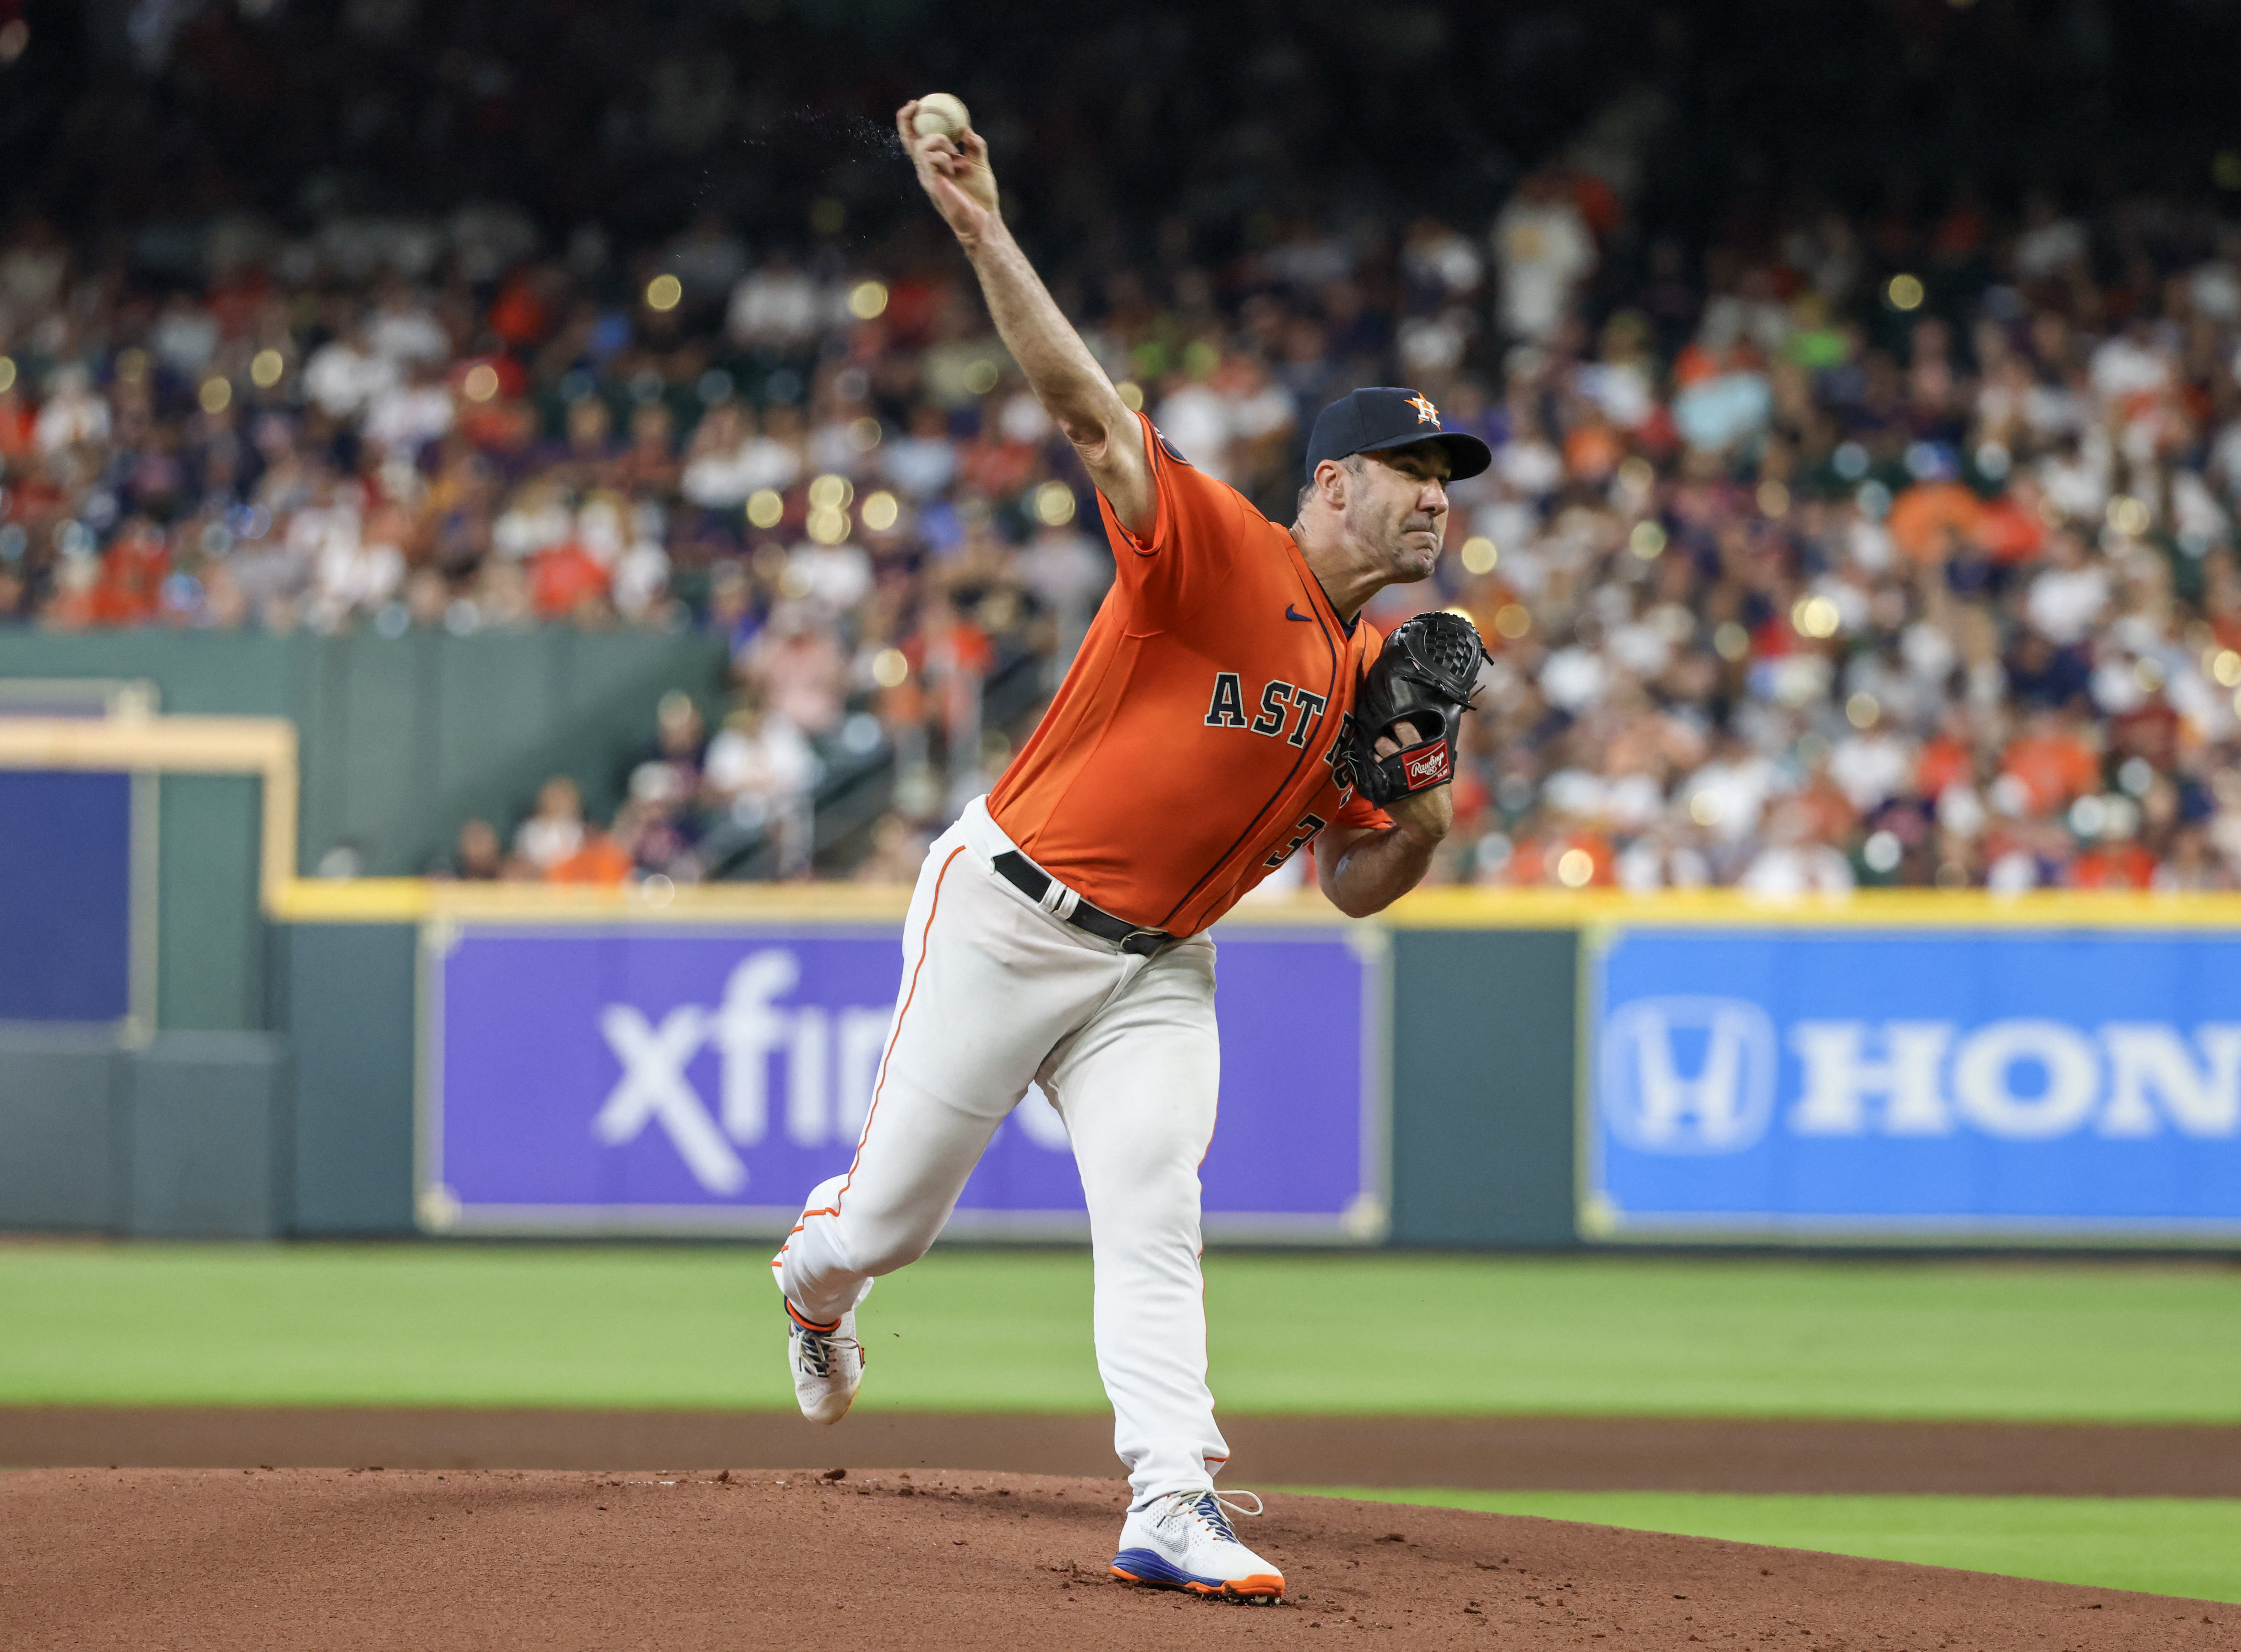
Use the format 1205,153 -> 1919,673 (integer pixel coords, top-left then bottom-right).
1332,790 -> 1393,833
1095,411 -> 1262,624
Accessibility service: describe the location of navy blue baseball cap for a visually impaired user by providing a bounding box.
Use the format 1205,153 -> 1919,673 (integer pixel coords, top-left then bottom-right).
1305,387 -> 1492,482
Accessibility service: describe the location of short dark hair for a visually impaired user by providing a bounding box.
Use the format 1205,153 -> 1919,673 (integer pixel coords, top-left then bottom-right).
1294,453 -> 1367,517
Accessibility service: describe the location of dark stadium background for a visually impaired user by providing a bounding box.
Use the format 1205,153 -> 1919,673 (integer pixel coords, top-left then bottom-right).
9,1 -> 2240,274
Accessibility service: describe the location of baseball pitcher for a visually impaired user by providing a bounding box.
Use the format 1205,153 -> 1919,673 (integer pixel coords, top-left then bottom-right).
771,99 -> 1493,1603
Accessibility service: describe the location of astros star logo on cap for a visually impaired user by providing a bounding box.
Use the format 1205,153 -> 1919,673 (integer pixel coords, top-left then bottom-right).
1303,387 -> 1492,481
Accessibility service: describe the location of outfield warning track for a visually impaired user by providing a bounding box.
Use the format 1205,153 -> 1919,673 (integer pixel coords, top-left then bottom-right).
5,1409 -> 2237,1495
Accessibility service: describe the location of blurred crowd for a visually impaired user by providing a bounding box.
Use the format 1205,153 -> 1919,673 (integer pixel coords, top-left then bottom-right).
8,167 -> 2241,892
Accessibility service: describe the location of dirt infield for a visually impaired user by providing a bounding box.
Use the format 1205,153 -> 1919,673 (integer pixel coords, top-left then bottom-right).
7,1408 -> 2240,1495
4,1468 -> 2231,1651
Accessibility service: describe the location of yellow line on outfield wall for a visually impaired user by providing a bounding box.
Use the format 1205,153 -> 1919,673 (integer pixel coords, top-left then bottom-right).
275,878 -> 2241,930
271,878 -> 921,925
1382,886 -> 2241,930
272,880 -> 1365,925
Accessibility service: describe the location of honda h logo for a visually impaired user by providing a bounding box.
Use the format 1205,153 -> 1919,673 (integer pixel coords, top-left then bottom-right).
1599,995 -> 1778,1153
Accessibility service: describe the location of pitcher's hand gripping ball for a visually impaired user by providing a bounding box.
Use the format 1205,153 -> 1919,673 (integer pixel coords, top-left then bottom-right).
911,92 -> 971,141
1351,610 -> 1490,805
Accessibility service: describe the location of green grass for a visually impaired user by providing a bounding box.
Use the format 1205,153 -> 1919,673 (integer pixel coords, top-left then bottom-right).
2,1243 -> 2239,1418
1294,1488 -> 2241,1605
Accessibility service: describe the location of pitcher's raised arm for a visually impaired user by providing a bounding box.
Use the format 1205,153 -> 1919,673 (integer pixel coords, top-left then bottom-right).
895,100 -> 1151,537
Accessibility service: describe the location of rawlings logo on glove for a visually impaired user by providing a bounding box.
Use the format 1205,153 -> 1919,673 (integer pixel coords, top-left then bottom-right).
1351,610 -> 1489,807
1403,744 -> 1452,788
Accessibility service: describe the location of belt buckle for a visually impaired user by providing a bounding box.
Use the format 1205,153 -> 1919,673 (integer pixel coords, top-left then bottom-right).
1119,928 -> 1169,957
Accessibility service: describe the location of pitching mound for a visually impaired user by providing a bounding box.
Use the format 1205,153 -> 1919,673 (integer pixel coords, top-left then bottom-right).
4,1468 -> 2229,1650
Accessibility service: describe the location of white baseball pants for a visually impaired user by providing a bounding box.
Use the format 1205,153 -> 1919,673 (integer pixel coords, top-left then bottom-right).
772,797 -> 1229,1508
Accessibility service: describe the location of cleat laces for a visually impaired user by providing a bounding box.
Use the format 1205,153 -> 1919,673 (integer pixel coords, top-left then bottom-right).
1161,1488 -> 1264,1542
793,1322 -> 862,1380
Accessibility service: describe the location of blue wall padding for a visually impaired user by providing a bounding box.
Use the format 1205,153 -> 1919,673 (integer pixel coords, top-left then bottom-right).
0,771 -> 133,1022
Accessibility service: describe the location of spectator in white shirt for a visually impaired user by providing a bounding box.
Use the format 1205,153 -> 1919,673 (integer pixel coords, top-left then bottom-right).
2025,532 -> 2110,646
1154,374 -> 1233,481
33,365 -> 109,455
1683,736 -> 1783,847
787,537 -> 873,616
1829,712 -> 1915,812
738,404 -> 807,495
514,775 -> 588,871
1740,801 -> 1857,897
303,327 -> 399,420
881,403 -> 959,498
681,401 -> 755,508
1492,172 -> 1596,343
727,258 -> 823,350
361,358 -> 455,456
366,282 -> 450,366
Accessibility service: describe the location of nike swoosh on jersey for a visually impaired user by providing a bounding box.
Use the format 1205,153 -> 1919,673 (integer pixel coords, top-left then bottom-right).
1284,604 -> 1312,622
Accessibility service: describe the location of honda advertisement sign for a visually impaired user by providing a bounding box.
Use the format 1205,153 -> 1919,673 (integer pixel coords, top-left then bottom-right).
1587,928 -> 2241,1240
422,921 -> 1384,1240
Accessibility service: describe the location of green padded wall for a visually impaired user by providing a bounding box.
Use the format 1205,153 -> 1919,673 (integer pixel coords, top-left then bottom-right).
0,628 -> 725,877
125,1032 -> 290,1239
274,923 -> 419,1236
1387,928 -> 1580,1247
0,629 -> 299,717
0,1029 -> 289,1237
292,627 -> 726,874
0,1029 -> 127,1230
156,775 -> 265,1031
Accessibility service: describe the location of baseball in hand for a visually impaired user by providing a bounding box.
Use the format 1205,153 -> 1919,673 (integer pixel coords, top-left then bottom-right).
912,93 -> 970,142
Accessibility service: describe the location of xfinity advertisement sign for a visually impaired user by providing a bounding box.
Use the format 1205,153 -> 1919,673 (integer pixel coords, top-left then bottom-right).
1587,929 -> 2241,1240
424,923 -> 1382,1239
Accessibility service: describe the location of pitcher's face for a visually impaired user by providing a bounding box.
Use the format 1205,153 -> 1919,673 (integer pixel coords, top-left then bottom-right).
1345,443 -> 1451,583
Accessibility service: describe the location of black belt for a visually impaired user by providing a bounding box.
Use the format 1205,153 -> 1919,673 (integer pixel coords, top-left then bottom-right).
991,852 -> 1178,955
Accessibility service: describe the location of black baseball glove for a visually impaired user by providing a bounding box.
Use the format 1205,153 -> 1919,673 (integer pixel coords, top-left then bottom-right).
1350,610 -> 1491,807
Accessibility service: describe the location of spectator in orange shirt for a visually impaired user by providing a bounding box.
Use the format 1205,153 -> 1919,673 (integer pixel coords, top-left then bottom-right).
1973,476 -> 2049,565
0,387 -> 36,461
548,819 -> 634,885
2071,835 -> 2156,890
1562,413 -> 1625,483
529,536 -> 610,618
1914,709 -> 1978,800
1887,480 -> 1981,562
2000,710 -> 2101,816
90,519 -> 169,625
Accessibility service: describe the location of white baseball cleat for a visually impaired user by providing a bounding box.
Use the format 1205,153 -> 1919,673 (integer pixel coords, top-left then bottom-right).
1110,1489 -> 1284,1601
785,1280 -> 870,1425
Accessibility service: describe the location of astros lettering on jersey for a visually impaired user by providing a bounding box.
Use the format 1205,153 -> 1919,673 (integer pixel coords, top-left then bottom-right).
990,413 -> 1393,936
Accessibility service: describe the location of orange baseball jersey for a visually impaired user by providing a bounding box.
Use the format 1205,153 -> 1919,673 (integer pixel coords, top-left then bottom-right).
988,413 -> 1392,935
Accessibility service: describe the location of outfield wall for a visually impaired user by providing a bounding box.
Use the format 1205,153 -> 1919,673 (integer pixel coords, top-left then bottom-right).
0,634 -> 723,1236
1,675 -> 2237,1246
10,872 -> 2240,1247
268,898 -> 1555,1244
